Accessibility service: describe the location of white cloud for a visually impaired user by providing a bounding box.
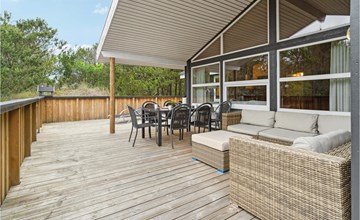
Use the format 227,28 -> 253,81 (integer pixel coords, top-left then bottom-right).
93,4 -> 108,15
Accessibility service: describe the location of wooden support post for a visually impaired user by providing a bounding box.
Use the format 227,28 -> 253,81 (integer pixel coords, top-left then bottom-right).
24,105 -> 32,157
1,113 -> 10,205
8,109 -> 21,186
36,102 -> 40,133
31,103 -> 37,142
110,57 -> 116,134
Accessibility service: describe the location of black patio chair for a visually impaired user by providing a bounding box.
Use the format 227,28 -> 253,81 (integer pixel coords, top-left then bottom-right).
190,103 -> 212,133
163,100 -> 176,107
142,100 -> 159,124
114,106 -> 142,124
169,104 -> 191,148
211,100 -> 232,130
128,105 -> 154,147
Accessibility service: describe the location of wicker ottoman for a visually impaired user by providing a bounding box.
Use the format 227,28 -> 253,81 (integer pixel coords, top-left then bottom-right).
192,130 -> 251,173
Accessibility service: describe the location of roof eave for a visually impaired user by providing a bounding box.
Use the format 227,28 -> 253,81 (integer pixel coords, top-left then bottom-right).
96,0 -> 119,62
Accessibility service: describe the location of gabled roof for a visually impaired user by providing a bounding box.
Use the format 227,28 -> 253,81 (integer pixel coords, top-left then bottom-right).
96,0 -> 254,69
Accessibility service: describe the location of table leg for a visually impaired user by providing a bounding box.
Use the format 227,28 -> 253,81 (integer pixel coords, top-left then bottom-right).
157,111 -> 162,146
142,109 -> 145,138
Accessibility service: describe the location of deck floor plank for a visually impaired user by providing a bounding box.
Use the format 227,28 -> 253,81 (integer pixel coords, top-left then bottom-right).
201,204 -> 242,220
176,196 -> 232,220
226,210 -> 255,220
1,120 -> 253,220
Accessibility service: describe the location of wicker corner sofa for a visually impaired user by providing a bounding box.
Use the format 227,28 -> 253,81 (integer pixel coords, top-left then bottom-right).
222,111 -> 352,220
229,137 -> 351,220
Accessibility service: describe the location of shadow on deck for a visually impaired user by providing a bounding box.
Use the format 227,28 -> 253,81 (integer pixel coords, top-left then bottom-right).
1,120 -> 255,220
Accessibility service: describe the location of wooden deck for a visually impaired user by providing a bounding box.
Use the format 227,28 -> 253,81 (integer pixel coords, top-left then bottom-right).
0,120 -> 255,220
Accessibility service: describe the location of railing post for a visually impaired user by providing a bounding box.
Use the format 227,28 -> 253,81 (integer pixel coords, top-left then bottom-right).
8,109 -> 21,186
31,103 -> 37,142
0,112 -> 10,205
24,105 -> 32,157
36,101 -> 40,133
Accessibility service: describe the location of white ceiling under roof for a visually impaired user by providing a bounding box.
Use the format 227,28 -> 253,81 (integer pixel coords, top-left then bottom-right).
96,0 -> 254,69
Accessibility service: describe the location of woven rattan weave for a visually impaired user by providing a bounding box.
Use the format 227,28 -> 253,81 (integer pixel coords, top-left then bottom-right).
229,137 -> 351,220
192,142 -> 229,173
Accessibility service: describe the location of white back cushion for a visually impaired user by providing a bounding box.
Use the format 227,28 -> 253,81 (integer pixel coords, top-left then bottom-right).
318,115 -> 351,134
292,129 -> 351,153
275,112 -> 318,133
241,110 -> 276,127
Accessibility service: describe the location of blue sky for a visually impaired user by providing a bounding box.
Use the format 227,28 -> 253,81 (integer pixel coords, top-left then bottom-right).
2,0 -> 112,47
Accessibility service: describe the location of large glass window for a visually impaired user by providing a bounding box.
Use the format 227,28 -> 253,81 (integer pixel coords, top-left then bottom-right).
193,86 -> 220,104
279,39 -> 350,112
224,54 -> 269,110
192,63 -> 220,104
225,55 -> 268,81
227,86 -> 267,106
192,64 -> 220,84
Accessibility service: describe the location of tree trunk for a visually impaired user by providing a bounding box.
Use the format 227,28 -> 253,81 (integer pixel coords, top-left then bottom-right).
175,80 -> 178,96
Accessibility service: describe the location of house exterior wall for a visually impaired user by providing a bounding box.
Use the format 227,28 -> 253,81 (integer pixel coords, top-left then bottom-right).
187,0 -> 349,116
186,0 -> 358,218
350,0 -> 360,218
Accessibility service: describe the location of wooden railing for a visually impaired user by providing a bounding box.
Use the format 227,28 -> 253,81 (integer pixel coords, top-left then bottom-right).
0,95 -> 181,204
0,97 -> 43,205
41,96 -> 182,123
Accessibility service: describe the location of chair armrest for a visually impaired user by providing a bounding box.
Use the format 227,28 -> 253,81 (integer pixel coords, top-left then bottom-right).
221,111 -> 241,130
229,137 -> 351,220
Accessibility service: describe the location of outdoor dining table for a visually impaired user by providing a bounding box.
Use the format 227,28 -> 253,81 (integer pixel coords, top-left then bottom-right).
141,107 -> 171,146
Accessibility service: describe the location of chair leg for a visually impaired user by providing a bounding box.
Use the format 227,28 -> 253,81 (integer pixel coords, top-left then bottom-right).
188,129 -> 192,146
128,127 -> 133,142
133,128 -> 138,147
170,129 -> 174,149
148,126 -> 151,138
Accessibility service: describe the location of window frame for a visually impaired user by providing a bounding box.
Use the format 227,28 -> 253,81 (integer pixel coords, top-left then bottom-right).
277,37 -> 351,116
223,52 -> 270,110
191,62 -> 221,105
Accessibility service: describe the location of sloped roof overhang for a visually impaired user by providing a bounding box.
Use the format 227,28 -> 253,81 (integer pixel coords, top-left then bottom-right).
96,0 -> 254,69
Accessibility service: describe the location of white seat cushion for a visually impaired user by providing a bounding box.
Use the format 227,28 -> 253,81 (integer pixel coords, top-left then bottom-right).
293,129 -> 351,153
241,110 -> 276,127
317,115 -> 351,134
192,130 -> 251,151
227,124 -> 272,136
275,112 -> 319,133
259,128 -> 318,143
